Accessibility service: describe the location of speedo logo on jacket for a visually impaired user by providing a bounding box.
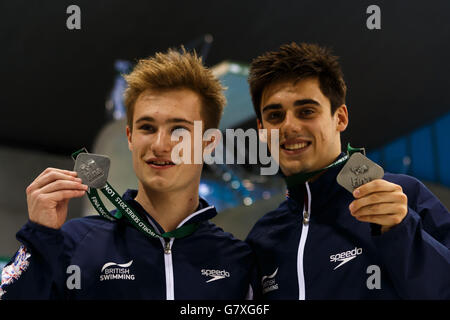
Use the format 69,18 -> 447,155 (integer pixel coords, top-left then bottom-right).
329,247 -> 363,270
201,269 -> 230,283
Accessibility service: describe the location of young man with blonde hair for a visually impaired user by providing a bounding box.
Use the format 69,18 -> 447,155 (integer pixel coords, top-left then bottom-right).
1,48 -> 255,300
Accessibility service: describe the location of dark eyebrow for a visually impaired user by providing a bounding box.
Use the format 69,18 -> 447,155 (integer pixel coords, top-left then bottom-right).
262,104 -> 282,114
135,116 -> 194,126
262,99 -> 321,114
293,99 -> 321,107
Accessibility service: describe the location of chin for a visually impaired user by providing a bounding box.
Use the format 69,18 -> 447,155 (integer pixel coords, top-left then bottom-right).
280,162 -> 308,176
144,178 -> 172,191
281,167 -> 300,177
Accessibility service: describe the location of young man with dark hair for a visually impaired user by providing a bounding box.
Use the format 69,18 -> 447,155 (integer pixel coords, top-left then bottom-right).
246,42 -> 450,299
1,48 -> 255,300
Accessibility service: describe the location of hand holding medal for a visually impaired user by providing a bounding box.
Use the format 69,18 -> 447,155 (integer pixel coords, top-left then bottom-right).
337,147 -> 408,233
25,168 -> 88,230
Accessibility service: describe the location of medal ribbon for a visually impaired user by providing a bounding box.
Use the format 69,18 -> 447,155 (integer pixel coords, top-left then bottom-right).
285,143 -> 365,188
71,149 -> 199,240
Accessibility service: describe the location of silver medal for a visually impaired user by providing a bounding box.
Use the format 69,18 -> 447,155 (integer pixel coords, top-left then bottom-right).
73,153 -> 110,189
336,152 -> 384,193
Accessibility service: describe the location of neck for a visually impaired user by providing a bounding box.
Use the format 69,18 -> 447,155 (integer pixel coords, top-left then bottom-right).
284,151 -> 344,188
308,151 -> 344,183
134,184 -> 200,233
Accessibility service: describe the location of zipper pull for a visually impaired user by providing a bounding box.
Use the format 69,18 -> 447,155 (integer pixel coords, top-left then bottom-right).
164,240 -> 172,254
303,210 -> 310,225
303,183 -> 311,226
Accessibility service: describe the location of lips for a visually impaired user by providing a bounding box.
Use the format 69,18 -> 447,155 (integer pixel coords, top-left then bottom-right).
281,139 -> 311,152
146,158 -> 176,169
283,142 -> 309,150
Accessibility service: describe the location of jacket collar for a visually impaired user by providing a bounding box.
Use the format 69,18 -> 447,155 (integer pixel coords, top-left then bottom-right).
119,189 -> 217,234
286,152 -> 348,214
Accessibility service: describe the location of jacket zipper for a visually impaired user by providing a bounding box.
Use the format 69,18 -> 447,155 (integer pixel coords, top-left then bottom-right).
144,215 -> 175,300
145,205 -> 214,300
297,182 -> 311,300
163,238 -> 175,300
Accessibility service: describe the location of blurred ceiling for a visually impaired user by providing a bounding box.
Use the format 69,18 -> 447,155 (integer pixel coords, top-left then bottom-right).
1,0 -> 449,155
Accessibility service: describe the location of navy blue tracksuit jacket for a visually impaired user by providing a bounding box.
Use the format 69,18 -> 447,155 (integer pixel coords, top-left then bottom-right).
246,154 -> 450,299
1,190 -> 254,300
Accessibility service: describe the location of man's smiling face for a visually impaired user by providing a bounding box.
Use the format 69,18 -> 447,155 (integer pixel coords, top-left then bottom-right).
258,77 -> 348,176
127,88 -> 204,193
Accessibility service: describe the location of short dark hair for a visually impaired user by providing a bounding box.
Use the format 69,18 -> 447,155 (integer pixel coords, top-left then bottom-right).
248,42 -> 347,120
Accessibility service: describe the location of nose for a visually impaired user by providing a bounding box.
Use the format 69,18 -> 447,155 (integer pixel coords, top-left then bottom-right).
280,110 -> 301,139
151,129 -> 172,155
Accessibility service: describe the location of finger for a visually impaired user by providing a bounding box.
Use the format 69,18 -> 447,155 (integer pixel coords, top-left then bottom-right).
29,170 -> 81,192
351,201 -> 407,218
349,191 -> 406,214
353,179 -> 402,198
38,179 -> 88,195
34,168 -> 78,181
41,189 -> 87,203
354,213 -> 404,227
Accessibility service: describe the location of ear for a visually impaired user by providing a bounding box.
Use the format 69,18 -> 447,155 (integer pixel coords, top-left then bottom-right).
257,118 -> 263,130
257,118 -> 268,143
126,125 -> 133,151
334,104 -> 349,133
